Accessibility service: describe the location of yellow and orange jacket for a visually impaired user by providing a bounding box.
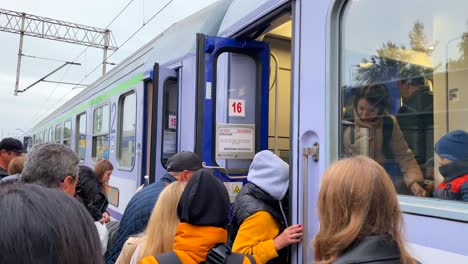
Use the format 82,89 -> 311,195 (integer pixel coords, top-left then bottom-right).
232,211 -> 281,264
140,223 -> 259,264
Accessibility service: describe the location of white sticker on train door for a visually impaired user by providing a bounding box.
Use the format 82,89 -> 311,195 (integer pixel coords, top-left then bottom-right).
168,115 -> 177,129
229,99 -> 245,117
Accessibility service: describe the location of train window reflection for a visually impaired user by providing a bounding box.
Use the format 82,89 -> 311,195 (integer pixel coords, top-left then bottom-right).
63,120 -> 72,147
118,92 -> 136,168
340,0 -> 468,203
76,113 -> 86,163
55,125 -> 61,144
92,104 -> 110,161
161,79 -> 178,168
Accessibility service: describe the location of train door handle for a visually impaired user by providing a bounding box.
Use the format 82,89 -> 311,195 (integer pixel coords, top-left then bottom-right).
302,142 -> 318,263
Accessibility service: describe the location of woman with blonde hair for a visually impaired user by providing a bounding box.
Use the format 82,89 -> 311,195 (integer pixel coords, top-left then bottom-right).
116,181 -> 187,264
314,156 -> 418,264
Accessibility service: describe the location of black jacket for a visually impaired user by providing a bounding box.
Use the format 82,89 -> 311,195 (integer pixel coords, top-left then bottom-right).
75,166 -> 108,221
333,235 -> 402,264
397,87 -> 433,172
230,182 -> 288,264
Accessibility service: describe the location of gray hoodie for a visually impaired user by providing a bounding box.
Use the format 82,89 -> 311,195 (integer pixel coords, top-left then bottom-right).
247,150 -> 289,201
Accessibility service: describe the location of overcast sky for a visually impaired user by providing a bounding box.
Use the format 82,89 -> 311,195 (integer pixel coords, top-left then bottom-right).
0,0 -> 217,138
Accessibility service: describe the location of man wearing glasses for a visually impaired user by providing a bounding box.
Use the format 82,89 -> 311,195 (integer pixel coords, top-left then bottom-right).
0,137 -> 25,179
22,143 -> 80,197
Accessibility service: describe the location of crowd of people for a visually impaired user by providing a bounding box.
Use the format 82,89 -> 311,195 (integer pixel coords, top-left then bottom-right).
0,120 -> 466,263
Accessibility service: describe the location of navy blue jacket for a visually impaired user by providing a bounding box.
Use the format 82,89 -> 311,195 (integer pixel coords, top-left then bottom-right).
106,174 -> 176,264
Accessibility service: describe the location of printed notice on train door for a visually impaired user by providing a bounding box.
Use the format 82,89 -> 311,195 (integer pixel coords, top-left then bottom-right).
216,124 -> 255,159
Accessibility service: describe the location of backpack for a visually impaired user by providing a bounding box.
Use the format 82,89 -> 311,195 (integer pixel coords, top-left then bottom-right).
154,244 -> 256,264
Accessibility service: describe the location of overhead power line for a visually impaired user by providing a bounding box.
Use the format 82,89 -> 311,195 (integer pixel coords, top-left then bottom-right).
32,0 -> 175,122
0,8 -> 120,95
74,0 -> 176,87
0,8 -> 118,49
31,0 -> 138,122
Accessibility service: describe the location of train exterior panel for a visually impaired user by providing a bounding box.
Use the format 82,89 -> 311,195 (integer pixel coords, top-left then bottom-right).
28,0 -> 468,263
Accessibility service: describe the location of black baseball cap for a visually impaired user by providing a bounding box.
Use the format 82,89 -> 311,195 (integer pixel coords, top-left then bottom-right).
0,138 -> 26,153
166,151 -> 203,172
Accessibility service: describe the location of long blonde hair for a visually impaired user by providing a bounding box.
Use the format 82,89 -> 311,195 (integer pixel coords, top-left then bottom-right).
136,181 -> 186,262
314,156 -> 416,264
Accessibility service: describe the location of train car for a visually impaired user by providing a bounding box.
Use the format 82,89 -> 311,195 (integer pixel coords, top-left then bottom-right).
29,0 -> 468,263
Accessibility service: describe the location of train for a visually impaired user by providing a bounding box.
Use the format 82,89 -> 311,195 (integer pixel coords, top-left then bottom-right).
27,0 -> 468,263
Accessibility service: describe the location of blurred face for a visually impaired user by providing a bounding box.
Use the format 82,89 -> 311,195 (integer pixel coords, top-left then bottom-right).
102,169 -> 112,183
397,80 -> 410,100
357,98 -> 378,123
0,150 -> 22,165
61,175 -> 78,197
437,154 -> 453,166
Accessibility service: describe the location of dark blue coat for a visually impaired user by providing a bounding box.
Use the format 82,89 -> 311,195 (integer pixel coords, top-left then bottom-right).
105,174 -> 176,264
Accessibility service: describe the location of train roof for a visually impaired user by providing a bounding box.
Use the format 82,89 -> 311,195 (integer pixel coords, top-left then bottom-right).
31,0 -> 232,132
144,0 -> 232,67
218,0 -> 285,37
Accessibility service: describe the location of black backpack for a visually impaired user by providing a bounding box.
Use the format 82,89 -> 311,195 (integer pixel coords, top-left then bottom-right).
154,244 -> 256,264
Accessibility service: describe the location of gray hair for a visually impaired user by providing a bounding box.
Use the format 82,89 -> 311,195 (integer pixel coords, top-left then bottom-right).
22,143 -> 80,188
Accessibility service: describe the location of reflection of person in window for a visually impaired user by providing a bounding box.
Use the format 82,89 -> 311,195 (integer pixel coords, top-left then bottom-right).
343,85 -> 426,197
396,70 -> 433,180
433,130 -> 468,202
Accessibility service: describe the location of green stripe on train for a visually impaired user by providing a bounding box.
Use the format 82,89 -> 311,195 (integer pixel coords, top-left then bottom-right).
33,73 -> 143,133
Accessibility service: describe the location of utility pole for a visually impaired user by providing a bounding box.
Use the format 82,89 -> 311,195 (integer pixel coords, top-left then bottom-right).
0,8 -> 118,94
14,12 -> 26,97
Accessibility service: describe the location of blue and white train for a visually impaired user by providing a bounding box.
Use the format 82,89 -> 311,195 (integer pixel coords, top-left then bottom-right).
28,0 -> 468,262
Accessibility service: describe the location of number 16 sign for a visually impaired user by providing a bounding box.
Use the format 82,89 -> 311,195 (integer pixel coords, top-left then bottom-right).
229,99 -> 245,117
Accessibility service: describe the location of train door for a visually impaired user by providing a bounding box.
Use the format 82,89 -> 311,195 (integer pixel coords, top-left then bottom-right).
294,1 -> 331,263
147,63 -> 178,183
195,33 -> 270,202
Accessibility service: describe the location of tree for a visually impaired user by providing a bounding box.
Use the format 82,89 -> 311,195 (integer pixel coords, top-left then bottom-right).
355,21 -> 435,85
409,21 -> 435,54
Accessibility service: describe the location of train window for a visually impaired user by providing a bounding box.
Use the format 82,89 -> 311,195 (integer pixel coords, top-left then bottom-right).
63,120 -> 72,147
117,92 -> 136,169
76,113 -> 87,163
161,79 -> 178,167
48,127 -> 53,143
55,125 -> 61,144
340,0 -> 468,205
92,104 -> 110,161
107,185 -> 120,207
215,52 -> 257,171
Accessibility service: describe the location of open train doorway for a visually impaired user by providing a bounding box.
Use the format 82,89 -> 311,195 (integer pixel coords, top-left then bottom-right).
262,17 -> 293,164
195,6 -> 295,262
